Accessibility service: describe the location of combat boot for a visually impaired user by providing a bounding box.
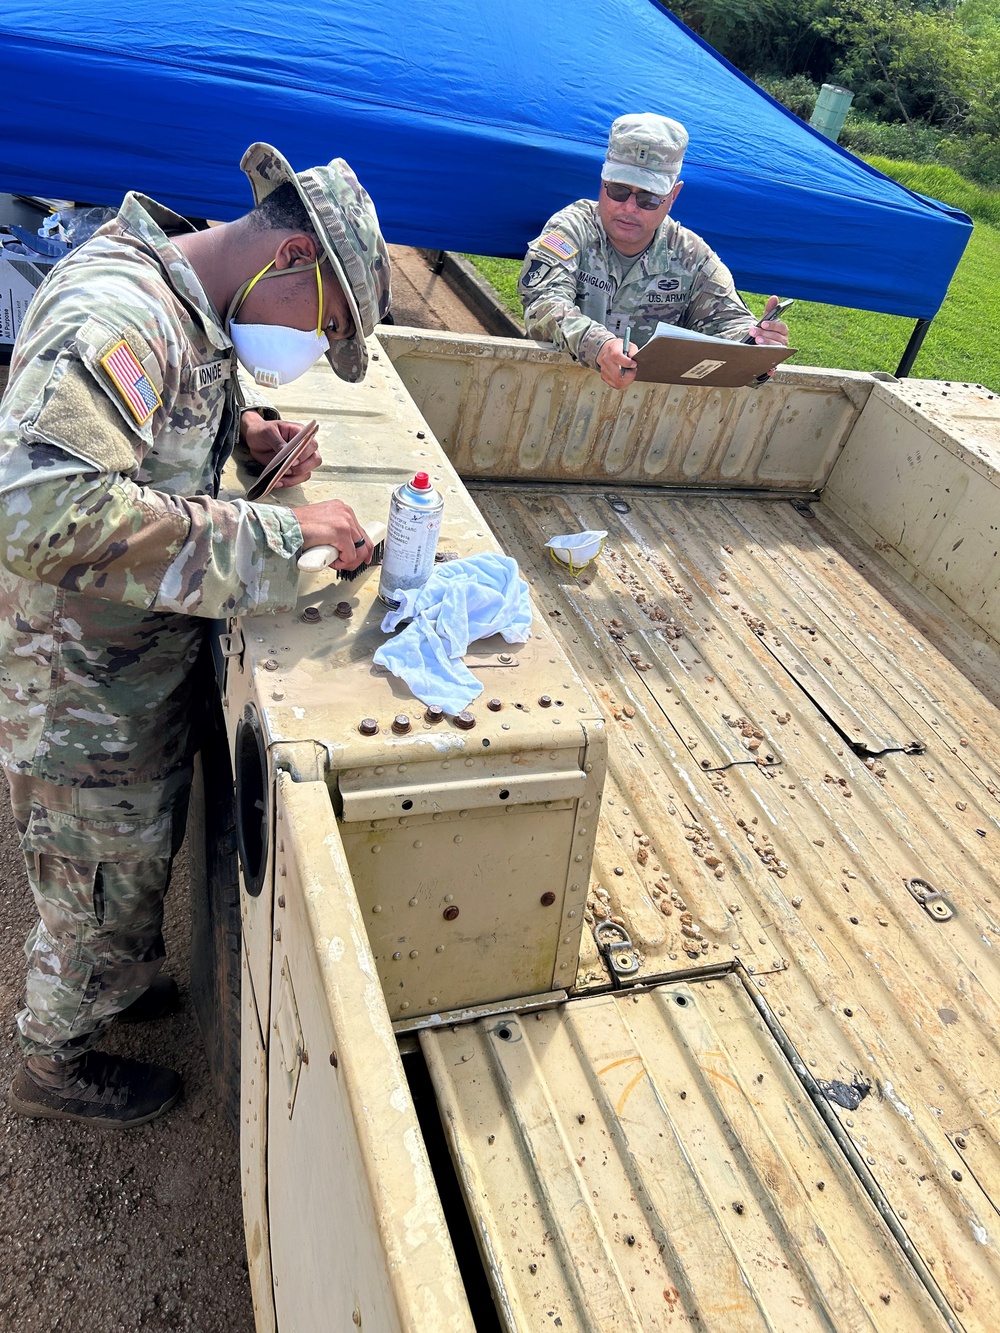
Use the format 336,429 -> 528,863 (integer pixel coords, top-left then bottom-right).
9,1051 -> 182,1128
116,974 -> 181,1024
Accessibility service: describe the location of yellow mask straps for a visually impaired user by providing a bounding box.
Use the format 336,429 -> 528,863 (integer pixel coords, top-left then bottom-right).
228,257 -> 325,335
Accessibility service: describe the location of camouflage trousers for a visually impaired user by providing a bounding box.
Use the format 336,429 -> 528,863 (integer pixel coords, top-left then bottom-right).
6,766 -> 192,1060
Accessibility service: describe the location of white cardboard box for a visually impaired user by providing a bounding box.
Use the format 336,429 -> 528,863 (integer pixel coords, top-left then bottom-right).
1,252 -> 56,345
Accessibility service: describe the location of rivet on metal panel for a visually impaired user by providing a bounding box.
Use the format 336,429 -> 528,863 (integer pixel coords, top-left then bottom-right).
436,945 -> 444,953
443,906 -> 460,921
455,711 -> 476,729
409,950 -> 419,959
392,714 -> 411,735
487,698 -> 502,711
425,705 -> 444,723
538,695 -> 552,707
371,845 -> 381,854
540,892 -> 556,907
329,1052 -> 338,1068
453,834 -> 462,844
353,1308 -> 362,1326
277,895 -> 285,909
273,927 -> 281,941
392,951 -> 402,960
399,1001 -> 410,1011
334,602 -> 353,619
359,718 -> 379,736
264,659 -> 279,671
371,905 -> 382,914
301,605 -> 321,624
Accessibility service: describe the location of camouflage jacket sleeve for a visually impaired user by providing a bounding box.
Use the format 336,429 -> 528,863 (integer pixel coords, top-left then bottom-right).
240,380 -> 281,421
0,318 -> 302,618
682,252 -> 755,341
0,471 -> 303,617
518,210 -> 614,369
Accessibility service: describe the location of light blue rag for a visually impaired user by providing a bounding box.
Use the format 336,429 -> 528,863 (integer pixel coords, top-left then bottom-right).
373,554 -> 532,714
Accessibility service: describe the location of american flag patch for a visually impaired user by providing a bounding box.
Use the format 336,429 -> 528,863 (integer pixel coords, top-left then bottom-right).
100,340 -> 162,425
538,230 -> 578,261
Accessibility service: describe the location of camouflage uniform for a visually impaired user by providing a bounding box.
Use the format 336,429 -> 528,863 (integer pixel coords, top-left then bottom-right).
0,192 -> 304,1059
518,199 -> 755,368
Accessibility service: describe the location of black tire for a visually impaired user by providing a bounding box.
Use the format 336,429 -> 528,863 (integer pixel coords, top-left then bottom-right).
188,695 -> 242,1131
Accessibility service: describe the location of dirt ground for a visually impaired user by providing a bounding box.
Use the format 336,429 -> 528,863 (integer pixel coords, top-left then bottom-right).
0,248 -> 487,1331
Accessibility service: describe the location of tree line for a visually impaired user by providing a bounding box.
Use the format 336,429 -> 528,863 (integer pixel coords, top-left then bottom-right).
668,0 -> 1000,186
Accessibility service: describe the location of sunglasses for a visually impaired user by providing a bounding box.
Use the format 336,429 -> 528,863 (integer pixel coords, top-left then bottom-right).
604,181 -> 668,211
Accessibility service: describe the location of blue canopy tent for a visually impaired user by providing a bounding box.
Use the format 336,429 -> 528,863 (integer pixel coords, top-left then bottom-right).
1,0 -> 971,368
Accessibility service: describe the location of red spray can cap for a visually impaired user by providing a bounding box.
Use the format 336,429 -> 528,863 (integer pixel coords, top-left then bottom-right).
411,472 -> 431,490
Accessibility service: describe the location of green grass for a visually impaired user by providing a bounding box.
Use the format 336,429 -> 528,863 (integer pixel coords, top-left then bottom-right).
465,158 -> 1000,392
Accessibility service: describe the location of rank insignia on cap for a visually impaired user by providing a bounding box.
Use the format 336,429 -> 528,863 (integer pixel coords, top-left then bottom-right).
538,231 -> 578,261
100,340 -> 162,425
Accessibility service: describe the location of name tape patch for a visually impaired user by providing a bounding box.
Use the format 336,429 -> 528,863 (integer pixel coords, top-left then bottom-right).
193,359 -> 231,391
100,340 -> 162,425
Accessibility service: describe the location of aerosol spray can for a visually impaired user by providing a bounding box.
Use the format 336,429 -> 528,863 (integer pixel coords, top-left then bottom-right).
377,471 -> 444,607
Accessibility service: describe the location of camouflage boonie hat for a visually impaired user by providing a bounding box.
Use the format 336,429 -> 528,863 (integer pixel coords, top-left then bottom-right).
241,143 -> 391,383
601,114 -> 689,194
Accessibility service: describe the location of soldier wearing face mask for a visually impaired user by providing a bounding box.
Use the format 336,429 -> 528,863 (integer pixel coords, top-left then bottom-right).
0,144 -> 390,1127
519,114 -> 789,390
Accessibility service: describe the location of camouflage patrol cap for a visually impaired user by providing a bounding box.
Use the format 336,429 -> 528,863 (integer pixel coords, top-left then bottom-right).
241,143 -> 391,383
601,114 -> 689,194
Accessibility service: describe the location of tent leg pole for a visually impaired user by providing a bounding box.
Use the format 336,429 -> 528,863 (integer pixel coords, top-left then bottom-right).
895,318 -> 932,378
431,249 -> 447,275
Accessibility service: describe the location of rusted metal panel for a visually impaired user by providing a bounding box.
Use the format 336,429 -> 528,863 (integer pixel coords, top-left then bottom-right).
468,483 -> 1000,1326
825,379 -> 1000,649
265,774 -> 474,1332
380,328 -> 874,491
422,976 -> 947,1331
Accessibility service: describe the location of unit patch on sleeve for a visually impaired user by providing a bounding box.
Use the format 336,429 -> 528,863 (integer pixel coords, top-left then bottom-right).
100,339 -> 163,425
521,258 -> 554,290
538,231 -> 578,261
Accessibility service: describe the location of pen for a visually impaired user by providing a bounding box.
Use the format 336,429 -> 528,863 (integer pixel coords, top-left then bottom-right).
621,325 -> 631,377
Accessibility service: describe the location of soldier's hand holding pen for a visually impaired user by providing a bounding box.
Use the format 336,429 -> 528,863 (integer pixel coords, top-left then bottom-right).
597,333 -> 637,390
242,411 -> 322,488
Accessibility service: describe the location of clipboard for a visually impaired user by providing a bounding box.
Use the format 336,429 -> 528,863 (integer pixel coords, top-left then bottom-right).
631,326 -> 796,388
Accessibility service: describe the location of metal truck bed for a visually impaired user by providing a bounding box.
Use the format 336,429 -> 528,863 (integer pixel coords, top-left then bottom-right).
233,333 -> 1000,1332
420,481 -> 1000,1329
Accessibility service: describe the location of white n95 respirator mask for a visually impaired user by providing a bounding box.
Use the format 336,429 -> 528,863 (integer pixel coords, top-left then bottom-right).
226,258 -> 328,389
